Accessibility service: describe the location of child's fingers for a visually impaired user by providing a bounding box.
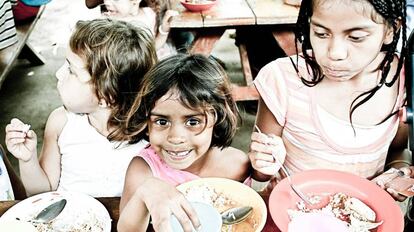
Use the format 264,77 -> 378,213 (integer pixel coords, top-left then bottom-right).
153,219 -> 173,232
5,131 -> 27,143
253,152 -> 275,163
6,121 -> 30,133
6,136 -> 26,145
181,201 -> 201,231
10,118 -> 24,125
255,159 -> 274,168
251,131 -> 269,143
386,188 -> 407,202
171,207 -> 195,232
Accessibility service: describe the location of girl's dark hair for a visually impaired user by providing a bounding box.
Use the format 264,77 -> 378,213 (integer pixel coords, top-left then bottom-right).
69,18 -> 157,142
294,0 -> 407,125
124,53 -> 240,148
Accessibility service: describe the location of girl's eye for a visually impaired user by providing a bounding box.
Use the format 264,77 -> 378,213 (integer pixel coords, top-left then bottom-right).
314,31 -> 329,38
154,118 -> 169,127
348,35 -> 366,42
185,118 -> 201,127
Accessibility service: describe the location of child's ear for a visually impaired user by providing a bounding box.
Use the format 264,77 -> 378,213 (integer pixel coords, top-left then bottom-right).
384,27 -> 394,45
384,19 -> 401,45
98,99 -> 110,108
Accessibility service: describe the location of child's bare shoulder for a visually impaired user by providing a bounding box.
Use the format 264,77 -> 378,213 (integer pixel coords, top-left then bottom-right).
216,147 -> 250,181
45,106 -> 68,136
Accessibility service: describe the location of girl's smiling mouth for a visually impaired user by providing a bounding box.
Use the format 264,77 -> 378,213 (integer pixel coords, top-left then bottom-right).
164,149 -> 192,161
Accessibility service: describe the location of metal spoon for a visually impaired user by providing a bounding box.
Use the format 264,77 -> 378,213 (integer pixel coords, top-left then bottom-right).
254,126 -> 314,207
32,199 -> 67,223
221,206 -> 253,225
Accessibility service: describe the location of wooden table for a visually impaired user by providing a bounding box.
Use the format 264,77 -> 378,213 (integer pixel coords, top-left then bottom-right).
0,195 -> 282,231
0,197 -> 120,232
169,0 -> 299,101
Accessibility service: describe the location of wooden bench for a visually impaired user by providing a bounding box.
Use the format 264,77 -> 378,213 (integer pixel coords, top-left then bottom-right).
0,5 -> 46,91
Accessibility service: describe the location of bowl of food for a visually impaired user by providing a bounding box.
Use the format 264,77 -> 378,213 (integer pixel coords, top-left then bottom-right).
176,177 -> 267,232
180,0 -> 217,12
269,169 -> 404,232
0,191 -> 111,232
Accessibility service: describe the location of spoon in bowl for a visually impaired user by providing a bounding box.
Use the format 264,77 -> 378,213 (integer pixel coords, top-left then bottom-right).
31,199 -> 67,223
221,206 -> 253,225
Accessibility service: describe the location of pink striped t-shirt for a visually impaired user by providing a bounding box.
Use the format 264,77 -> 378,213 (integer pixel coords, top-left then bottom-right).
254,55 -> 405,179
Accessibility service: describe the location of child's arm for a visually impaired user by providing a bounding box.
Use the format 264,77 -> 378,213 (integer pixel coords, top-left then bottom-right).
249,98 -> 286,181
381,121 -> 413,201
4,107 -> 66,195
118,157 -> 200,232
385,121 -> 410,169
155,10 -> 178,50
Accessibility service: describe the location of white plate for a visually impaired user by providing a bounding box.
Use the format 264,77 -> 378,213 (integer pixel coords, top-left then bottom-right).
0,191 -> 111,232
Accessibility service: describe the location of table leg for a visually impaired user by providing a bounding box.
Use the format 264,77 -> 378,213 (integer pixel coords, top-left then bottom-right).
272,30 -> 299,57
189,29 -> 225,55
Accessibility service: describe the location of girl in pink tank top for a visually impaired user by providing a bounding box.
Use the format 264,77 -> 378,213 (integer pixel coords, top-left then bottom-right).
118,54 -> 251,231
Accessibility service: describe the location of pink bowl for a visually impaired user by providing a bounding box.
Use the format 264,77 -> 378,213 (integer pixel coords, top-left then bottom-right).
269,169 -> 404,232
180,0 -> 217,12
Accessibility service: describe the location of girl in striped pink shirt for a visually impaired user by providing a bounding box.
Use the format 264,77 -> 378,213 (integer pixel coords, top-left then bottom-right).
249,0 -> 411,202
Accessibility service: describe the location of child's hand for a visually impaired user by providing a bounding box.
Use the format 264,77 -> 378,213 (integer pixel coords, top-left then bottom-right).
160,10 -> 179,34
374,166 -> 414,202
5,118 -> 37,162
138,178 -> 201,232
248,132 -> 286,176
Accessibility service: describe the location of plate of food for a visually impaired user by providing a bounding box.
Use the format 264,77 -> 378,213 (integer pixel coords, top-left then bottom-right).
0,191 -> 111,232
269,169 -> 404,232
176,177 -> 267,232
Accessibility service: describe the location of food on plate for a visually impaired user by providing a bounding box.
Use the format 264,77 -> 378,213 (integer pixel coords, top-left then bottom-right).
287,193 -> 383,232
18,208 -> 106,232
0,192 -> 111,232
0,220 -> 36,232
183,184 -> 259,232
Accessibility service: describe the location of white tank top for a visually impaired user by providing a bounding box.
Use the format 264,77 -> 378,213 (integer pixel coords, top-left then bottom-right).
57,111 -> 148,197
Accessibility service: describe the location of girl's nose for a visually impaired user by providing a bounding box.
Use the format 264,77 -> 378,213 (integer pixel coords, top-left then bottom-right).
167,124 -> 186,145
328,38 -> 348,61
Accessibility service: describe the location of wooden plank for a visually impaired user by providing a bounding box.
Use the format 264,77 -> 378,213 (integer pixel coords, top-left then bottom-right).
190,28 -> 224,54
0,5 -> 46,90
97,197 -> 120,232
231,84 -> 259,101
247,0 -> 299,25
202,0 -> 255,27
272,30 -> 298,56
238,43 -> 253,85
169,0 -> 204,28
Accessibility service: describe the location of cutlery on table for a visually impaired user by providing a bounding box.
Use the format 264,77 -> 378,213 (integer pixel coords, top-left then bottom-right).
221,206 -> 253,225
254,125 -> 328,209
30,199 -> 67,223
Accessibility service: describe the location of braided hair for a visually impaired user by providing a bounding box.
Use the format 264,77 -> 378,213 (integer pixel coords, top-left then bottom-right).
293,0 -> 407,126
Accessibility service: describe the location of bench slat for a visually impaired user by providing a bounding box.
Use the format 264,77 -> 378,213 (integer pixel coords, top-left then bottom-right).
0,5 -> 45,90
